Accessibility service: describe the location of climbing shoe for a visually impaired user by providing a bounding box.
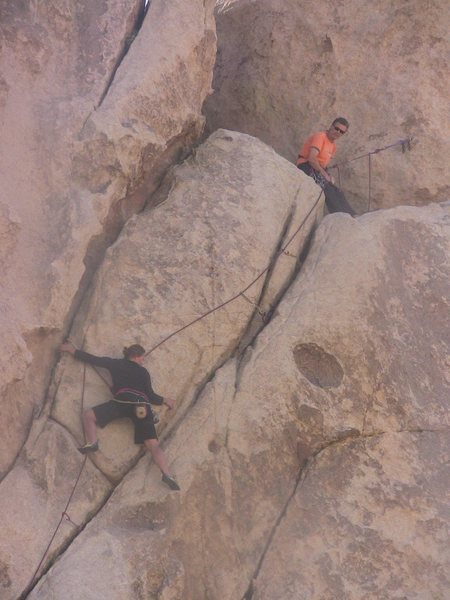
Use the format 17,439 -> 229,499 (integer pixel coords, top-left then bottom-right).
78,441 -> 99,454
162,473 -> 180,491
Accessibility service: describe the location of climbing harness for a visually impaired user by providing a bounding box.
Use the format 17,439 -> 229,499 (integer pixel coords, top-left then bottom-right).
70,363 -> 159,422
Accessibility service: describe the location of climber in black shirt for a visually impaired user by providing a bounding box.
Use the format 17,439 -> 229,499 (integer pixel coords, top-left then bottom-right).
60,342 -> 180,491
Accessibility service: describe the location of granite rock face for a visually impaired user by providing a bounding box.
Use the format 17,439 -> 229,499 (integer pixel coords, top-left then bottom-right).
52,129 -> 322,482
253,431 -> 449,600
2,3 -> 449,598
0,130 -> 321,599
205,0 -> 450,213
29,204 -> 450,599
0,0 -> 216,474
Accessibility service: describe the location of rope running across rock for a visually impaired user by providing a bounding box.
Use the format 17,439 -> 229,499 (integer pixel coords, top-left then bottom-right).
329,137 -> 413,211
24,188 -> 323,594
25,136 -> 414,594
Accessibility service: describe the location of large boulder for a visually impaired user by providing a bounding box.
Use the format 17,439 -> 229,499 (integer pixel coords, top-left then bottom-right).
30,203 -> 450,598
52,129 -> 322,481
1,129 -> 321,599
0,0 -> 216,474
205,0 -> 450,213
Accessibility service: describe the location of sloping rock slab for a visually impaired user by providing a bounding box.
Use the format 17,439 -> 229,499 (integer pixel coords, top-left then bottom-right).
52,129 -> 322,481
31,204 -> 449,598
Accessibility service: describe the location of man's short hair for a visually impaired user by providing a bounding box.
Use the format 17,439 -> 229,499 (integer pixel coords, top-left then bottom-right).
332,117 -> 349,129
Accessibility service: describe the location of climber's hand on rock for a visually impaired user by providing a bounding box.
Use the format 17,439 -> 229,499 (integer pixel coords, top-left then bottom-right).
164,398 -> 175,410
60,342 -> 76,355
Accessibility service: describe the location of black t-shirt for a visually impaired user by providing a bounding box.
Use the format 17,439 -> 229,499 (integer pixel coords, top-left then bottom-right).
74,350 -> 164,405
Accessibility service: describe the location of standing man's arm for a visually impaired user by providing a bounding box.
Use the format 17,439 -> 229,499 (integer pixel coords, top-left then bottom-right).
307,147 -> 333,183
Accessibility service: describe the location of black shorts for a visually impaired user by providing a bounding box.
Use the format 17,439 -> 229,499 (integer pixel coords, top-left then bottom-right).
92,399 -> 157,444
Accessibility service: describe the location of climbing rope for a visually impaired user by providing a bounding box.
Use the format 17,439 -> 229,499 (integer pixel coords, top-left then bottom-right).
328,137 -> 413,211
23,364 -> 89,596
144,188 -> 323,357
329,137 -> 413,170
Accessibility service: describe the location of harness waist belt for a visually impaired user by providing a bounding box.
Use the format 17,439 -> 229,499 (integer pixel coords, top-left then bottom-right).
114,388 -> 150,404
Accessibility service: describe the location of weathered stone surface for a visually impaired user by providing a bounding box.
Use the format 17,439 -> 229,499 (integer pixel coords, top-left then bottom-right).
30,204 -> 450,598
205,0 -> 450,213
0,0 -> 216,474
0,419 -> 112,600
51,129 -> 322,482
1,129 -> 320,599
253,432 -> 450,600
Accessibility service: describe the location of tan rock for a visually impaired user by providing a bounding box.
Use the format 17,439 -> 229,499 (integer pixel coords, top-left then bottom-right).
51,129 -> 322,482
30,203 -> 450,598
0,0 -> 216,474
253,432 -> 450,600
205,0 -> 450,213
0,419 -> 112,600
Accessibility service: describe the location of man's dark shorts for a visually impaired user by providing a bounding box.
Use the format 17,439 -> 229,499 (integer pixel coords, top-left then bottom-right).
92,399 -> 157,444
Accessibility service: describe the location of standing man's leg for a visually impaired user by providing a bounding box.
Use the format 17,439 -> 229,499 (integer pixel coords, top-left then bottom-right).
324,183 -> 355,216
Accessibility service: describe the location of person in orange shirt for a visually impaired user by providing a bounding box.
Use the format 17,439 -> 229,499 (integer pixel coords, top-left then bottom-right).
296,117 -> 355,216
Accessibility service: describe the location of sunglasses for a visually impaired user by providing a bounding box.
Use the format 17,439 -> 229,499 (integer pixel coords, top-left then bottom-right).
334,125 -> 347,134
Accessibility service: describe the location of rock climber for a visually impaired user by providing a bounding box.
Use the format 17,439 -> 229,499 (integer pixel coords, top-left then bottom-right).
60,341 -> 180,491
296,117 -> 355,216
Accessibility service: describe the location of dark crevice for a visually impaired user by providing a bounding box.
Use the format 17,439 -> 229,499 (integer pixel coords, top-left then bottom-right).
235,205 -> 319,387
235,205 -> 297,355
96,0 -> 149,109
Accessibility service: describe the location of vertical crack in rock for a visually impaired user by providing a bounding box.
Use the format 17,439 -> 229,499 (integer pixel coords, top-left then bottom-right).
0,358 -> 66,486
240,434 -> 358,599
96,1 -> 149,109
236,214 -> 317,386
241,450 -> 312,600
237,205 -> 298,346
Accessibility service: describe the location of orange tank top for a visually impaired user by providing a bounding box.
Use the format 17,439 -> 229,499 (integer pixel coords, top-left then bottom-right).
297,131 -> 336,168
